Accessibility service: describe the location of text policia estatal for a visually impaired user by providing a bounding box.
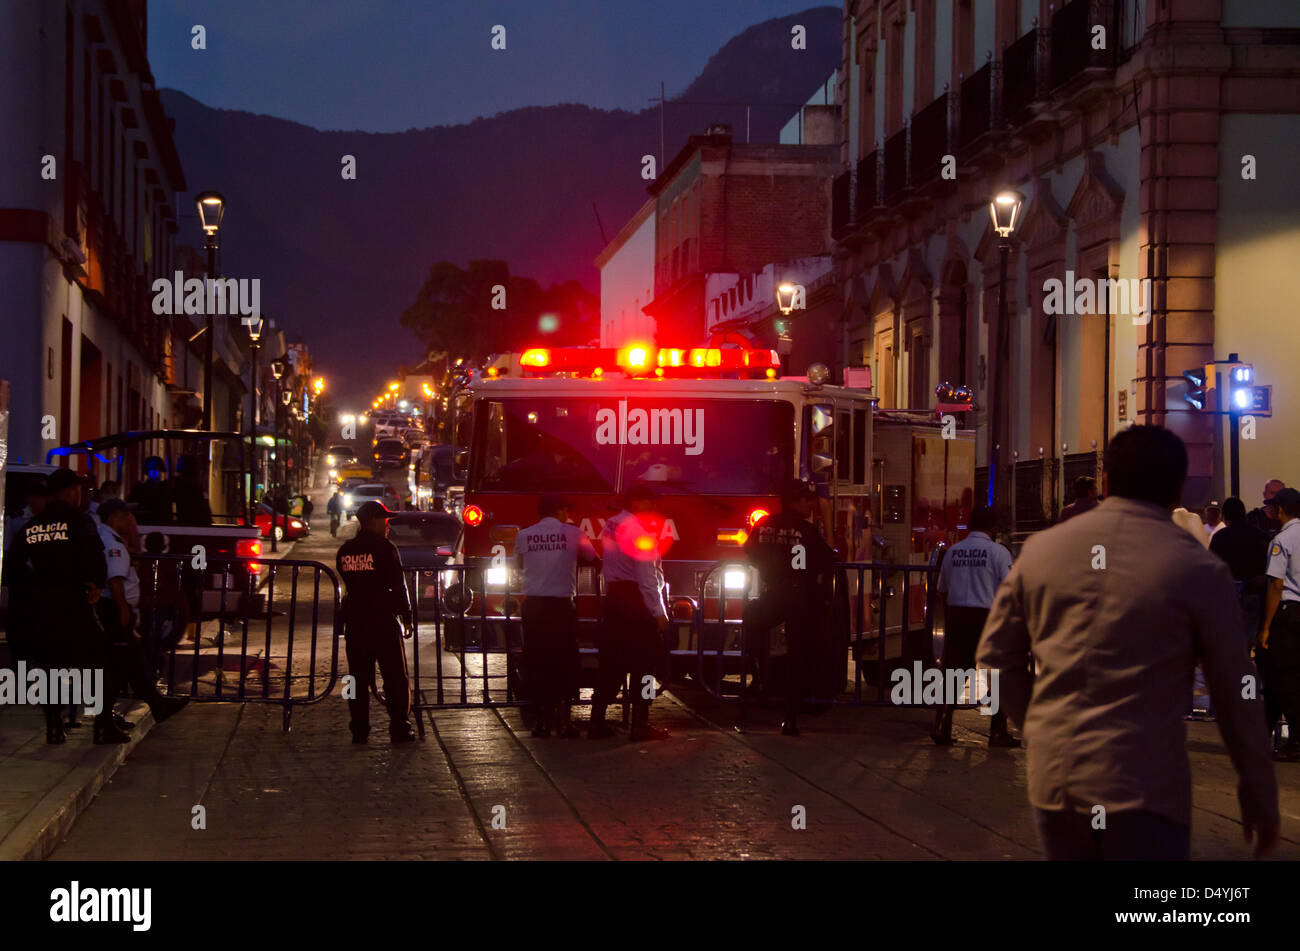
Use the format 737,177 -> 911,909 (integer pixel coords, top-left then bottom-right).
0,662 -> 105,715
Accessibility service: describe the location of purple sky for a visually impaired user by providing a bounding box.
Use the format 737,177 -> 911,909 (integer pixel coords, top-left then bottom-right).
148,0 -> 832,132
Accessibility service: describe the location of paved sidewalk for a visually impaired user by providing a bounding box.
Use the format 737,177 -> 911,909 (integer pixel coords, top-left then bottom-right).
0,699 -> 153,861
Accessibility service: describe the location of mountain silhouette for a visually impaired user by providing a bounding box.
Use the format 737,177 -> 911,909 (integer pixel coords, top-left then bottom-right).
160,6 -> 840,405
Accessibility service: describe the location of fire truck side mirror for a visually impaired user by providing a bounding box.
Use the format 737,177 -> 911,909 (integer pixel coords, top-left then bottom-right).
811,453 -> 834,474
810,405 -> 834,435
453,448 -> 469,480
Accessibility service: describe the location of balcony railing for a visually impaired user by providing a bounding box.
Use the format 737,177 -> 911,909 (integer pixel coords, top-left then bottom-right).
957,62 -> 995,152
832,167 -> 852,236
909,93 -> 949,188
1002,26 -> 1047,125
882,128 -> 908,205
856,150 -> 878,216
1049,0 -> 1118,91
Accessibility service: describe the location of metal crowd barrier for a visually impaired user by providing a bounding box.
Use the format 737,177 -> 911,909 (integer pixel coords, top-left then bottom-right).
130,552 -> 943,734
683,559 -> 943,728
135,553 -> 342,732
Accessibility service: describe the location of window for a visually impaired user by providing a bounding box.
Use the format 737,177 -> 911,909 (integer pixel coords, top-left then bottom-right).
472,398 -> 795,496
853,409 -> 868,484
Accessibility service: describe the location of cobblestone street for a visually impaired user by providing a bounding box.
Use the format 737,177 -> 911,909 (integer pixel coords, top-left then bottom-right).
45,683 -> 1300,861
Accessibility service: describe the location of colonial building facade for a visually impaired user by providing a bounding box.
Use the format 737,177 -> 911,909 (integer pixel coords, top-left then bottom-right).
833,0 -> 1300,528
0,1 -> 250,512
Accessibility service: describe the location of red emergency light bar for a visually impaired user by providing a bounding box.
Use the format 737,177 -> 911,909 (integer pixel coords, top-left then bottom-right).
516,346 -> 779,379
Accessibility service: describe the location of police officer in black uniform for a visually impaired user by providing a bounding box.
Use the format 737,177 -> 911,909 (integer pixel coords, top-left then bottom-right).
9,468 -> 127,744
336,500 -> 415,743
744,479 -> 835,736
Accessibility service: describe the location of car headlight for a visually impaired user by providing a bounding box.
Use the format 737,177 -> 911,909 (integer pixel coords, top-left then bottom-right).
328,468 -> 338,479
485,565 -> 508,587
326,455 -> 336,466
290,519 -> 303,529
343,494 -> 353,507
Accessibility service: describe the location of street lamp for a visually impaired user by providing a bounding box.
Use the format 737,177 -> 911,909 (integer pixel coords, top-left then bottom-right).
246,315 -> 264,525
194,190 -> 226,432
986,188 -> 1023,514
269,355 -> 289,552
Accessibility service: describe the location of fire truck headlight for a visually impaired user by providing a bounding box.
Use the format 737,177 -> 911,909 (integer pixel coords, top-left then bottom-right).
724,569 -> 748,592
485,565 -> 508,587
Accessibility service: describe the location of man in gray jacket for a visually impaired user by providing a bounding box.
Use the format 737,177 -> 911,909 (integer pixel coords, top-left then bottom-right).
978,425 -> 1278,860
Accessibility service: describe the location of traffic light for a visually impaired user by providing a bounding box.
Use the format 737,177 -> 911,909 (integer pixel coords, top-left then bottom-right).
1226,363 -> 1254,411
1182,363 -> 1215,411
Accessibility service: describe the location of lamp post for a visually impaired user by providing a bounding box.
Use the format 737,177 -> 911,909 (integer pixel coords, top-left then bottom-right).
270,355 -> 289,552
246,317 -> 263,525
986,189 -> 1023,515
194,191 -> 225,432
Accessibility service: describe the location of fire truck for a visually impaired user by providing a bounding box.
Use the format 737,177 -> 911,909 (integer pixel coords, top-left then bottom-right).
452,344 -> 974,693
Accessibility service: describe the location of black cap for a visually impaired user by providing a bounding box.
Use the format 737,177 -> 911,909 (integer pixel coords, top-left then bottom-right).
97,498 -> 129,520
781,478 -> 817,504
47,468 -> 84,494
356,500 -> 394,523
1271,487 -> 1300,510
538,493 -> 571,517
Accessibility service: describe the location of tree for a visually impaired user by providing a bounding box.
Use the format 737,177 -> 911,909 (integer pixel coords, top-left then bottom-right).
401,260 -> 597,364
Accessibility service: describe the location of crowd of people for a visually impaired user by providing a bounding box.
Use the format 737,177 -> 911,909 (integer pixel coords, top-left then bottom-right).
2,466 -> 189,744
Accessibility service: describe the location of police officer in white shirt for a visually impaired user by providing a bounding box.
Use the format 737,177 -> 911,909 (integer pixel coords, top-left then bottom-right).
97,498 -> 187,729
516,493 -> 598,738
593,482 -> 670,742
1260,487 -> 1300,760
933,504 -> 1018,747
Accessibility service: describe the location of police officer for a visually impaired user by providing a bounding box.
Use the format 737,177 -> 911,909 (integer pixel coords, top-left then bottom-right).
744,479 -> 835,736
96,499 -> 188,728
515,493 -> 598,737
2,475 -> 47,667
1260,487 -> 1300,760
127,456 -> 173,525
933,505 -> 1018,747
9,468 -> 126,744
592,482 -> 670,742
336,500 -> 415,743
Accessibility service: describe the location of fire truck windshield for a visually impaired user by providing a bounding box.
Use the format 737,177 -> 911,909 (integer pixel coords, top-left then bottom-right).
471,397 -> 794,496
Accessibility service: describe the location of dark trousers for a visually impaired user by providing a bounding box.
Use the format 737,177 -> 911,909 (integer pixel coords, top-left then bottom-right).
1262,603 -> 1300,740
522,597 -> 579,726
1035,808 -> 1191,861
937,604 -> 1009,736
344,621 -> 411,737
593,582 -> 659,723
746,592 -> 815,719
36,593 -> 118,732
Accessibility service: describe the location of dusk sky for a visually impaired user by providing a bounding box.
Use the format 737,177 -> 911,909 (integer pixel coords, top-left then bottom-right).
147,0 -> 830,132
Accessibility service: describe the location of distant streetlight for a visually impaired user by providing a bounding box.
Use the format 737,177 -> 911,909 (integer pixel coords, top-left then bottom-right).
194,190 -> 226,432
986,188 -> 1024,513
246,315 -> 264,523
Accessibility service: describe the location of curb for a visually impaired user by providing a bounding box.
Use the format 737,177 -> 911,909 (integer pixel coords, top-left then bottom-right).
0,700 -> 155,862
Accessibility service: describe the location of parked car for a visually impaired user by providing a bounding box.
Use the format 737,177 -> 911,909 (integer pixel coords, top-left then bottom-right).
254,502 -> 309,541
372,438 -> 409,470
